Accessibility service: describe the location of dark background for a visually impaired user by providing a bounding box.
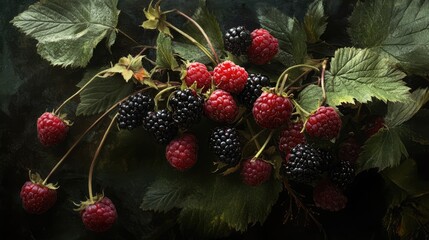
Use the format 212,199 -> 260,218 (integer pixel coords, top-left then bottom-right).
0,0 -> 389,239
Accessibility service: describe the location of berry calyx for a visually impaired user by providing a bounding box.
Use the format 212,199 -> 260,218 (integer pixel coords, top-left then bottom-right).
209,127 -> 242,166
313,179 -> 348,212
166,133 -> 198,171
204,89 -> 238,123
252,92 -> 293,129
224,26 -> 252,56
247,28 -> 279,65
117,93 -> 154,130
37,111 -> 70,147
278,121 -> 306,158
238,73 -> 270,109
185,62 -> 212,92
241,158 -> 272,186
305,106 -> 342,140
212,60 -> 248,94
79,195 -> 117,232
20,172 -> 57,214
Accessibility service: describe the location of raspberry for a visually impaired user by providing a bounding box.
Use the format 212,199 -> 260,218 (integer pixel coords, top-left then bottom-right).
278,121 -> 305,158
238,73 -> 271,109
224,26 -> 252,56
185,62 -> 212,92
81,197 -> 117,232
284,144 -> 326,183
204,89 -> 238,123
363,116 -> 385,138
20,181 -> 57,214
330,160 -> 355,189
169,89 -> 204,128
313,179 -> 347,212
209,127 -> 242,166
143,109 -> 178,144
212,61 -> 248,94
247,28 -> 279,65
37,112 -> 69,147
305,106 -> 342,140
338,137 -> 361,165
240,158 -> 272,186
252,92 -> 293,129
166,133 -> 198,171
117,93 -> 154,130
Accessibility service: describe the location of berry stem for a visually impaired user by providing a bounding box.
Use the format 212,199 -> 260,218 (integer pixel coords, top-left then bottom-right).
88,114 -> 118,202
116,28 -> 141,46
164,21 -> 217,65
252,130 -> 274,160
55,69 -> 109,115
320,60 -> 328,106
291,99 -> 311,117
275,64 -> 320,94
174,10 -> 220,64
42,92 -> 138,185
246,119 -> 261,149
153,85 -> 178,111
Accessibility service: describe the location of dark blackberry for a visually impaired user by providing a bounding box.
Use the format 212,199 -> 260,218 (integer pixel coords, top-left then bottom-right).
318,149 -> 335,172
330,160 -> 355,189
284,144 -> 326,183
117,93 -> 154,130
224,26 -> 252,56
238,73 -> 270,109
169,89 -> 204,129
143,109 -> 178,144
209,127 -> 242,166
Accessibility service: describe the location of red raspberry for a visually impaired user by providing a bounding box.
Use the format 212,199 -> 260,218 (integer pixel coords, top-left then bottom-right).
247,29 -> 279,65
305,106 -> 341,140
185,62 -> 212,92
363,116 -> 385,138
338,137 -> 361,165
81,197 -> 117,232
165,133 -> 198,171
212,61 -> 248,93
278,121 -> 306,157
20,181 -> 57,214
241,158 -> 272,186
37,112 -> 69,147
204,89 -> 238,123
252,92 -> 293,129
313,179 -> 347,212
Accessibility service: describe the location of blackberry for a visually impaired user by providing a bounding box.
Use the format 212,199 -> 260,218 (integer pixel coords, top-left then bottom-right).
143,109 -> 178,144
117,93 -> 154,130
224,26 -> 252,56
318,149 -> 335,172
330,160 -> 355,189
209,127 -> 242,166
238,73 -> 270,109
169,89 -> 204,128
284,144 -> 326,183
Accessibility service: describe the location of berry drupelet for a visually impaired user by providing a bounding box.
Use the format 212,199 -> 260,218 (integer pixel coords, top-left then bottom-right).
224,26 -> 252,56
209,127 -> 242,166
143,109 -> 178,144
238,73 -> 270,109
117,93 -> 154,130
169,89 -> 204,129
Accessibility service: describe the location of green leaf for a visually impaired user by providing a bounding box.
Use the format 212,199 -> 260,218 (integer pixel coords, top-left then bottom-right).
178,208 -> 232,239
156,33 -> 179,70
11,0 -> 119,68
385,88 -> 429,128
297,84 -> 323,113
349,0 -> 429,75
383,159 -> 429,198
173,41 -> 211,64
184,4 -> 224,52
403,109 -> 429,145
358,127 -> 408,172
304,0 -> 328,43
325,48 -> 409,106
76,70 -> 134,116
141,178 -> 193,213
258,7 -> 307,64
